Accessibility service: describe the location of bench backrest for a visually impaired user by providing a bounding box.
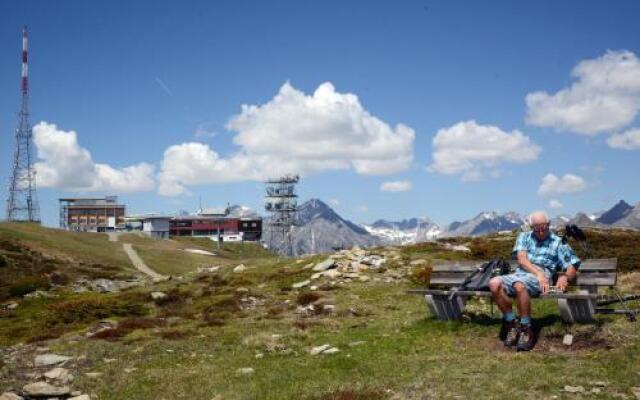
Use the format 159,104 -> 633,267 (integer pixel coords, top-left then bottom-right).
429,258 -> 618,288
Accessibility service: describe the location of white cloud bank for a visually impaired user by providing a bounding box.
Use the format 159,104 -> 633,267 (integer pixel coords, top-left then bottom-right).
158,82 -> 415,196
428,120 -> 541,181
380,180 -> 412,192
538,173 -> 587,197
607,128 -> 640,150
33,122 -> 155,193
526,50 -> 640,135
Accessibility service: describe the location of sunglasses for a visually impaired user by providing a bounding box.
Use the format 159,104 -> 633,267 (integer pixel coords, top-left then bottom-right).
532,223 -> 549,232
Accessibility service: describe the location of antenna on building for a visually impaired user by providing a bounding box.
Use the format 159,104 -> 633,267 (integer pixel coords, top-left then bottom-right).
6,26 -> 40,223
264,174 -> 299,256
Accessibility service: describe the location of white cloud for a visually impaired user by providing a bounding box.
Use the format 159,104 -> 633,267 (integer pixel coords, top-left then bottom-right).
607,128 -> 640,150
380,180 -> 412,192
33,122 -> 155,193
526,50 -> 640,135
158,82 -> 415,195
380,181 -> 413,192
548,199 -> 563,209
537,173 -> 587,197
428,120 -> 541,179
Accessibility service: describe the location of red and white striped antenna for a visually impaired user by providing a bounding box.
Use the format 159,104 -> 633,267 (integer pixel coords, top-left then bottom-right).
22,25 -> 29,94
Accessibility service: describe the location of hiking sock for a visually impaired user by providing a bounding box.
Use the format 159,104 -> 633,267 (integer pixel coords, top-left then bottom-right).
520,316 -> 531,325
503,311 -> 516,322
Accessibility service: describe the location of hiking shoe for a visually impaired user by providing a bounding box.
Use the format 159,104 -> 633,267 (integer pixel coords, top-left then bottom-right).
503,320 -> 520,347
516,323 -> 536,351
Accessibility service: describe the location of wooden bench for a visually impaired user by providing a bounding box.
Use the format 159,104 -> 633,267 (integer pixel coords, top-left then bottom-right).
408,258 -> 618,324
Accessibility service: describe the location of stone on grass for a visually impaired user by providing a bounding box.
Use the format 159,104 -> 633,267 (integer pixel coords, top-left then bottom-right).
6,302 -> 18,310
69,395 -> 91,400
632,387 -> 640,400
85,372 -> 103,378
236,367 -> 254,375
233,264 -> 247,273
310,344 -> 332,355
292,280 -> 310,289
562,334 -> 573,346
0,393 -> 23,400
323,269 -> 342,279
322,347 -> 340,355
150,291 -> 167,301
563,385 -> 585,393
22,382 -> 70,397
312,259 -> 336,272
44,367 -> 73,383
409,259 -> 428,266
34,354 -> 72,367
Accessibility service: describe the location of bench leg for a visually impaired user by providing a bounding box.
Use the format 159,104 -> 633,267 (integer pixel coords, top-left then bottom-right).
557,290 -> 596,324
424,294 -> 466,320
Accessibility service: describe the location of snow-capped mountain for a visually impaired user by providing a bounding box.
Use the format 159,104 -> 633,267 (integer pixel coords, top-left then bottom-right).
442,211 -> 524,237
362,218 -> 441,245
264,199 -> 381,255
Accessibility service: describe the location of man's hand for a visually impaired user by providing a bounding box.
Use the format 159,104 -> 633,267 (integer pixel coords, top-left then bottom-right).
536,272 -> 549,294
556,275 -> 569,292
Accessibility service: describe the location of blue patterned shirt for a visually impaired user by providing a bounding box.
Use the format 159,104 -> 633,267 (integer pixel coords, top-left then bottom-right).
512,231 -> 581,276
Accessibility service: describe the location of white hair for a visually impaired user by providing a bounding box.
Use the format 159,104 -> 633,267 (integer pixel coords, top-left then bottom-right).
528,210 -> 549,226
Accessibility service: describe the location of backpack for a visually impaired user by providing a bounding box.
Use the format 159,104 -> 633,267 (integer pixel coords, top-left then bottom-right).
461,259 -> 511,291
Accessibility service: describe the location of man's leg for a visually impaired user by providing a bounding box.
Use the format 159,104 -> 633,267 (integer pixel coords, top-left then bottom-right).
513,282 -> 531,321
513,281 -> 537,351
489,277 -> 519,346
489,277 -> 513,314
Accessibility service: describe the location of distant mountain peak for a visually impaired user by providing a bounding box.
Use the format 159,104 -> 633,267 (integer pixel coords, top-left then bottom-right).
596,200 -> 633,225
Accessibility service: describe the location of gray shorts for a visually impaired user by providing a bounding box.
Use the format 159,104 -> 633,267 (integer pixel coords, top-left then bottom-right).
498,269 -> 547,297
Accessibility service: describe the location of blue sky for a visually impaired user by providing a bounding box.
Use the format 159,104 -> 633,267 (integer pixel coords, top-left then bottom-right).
1,0 -> 639,227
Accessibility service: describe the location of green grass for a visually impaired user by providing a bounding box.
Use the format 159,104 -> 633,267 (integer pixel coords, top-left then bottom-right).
1,224 -> 639,399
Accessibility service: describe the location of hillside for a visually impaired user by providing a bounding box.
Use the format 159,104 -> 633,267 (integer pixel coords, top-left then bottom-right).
0,223 -> 639,399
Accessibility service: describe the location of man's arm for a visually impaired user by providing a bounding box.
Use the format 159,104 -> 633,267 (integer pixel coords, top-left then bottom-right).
517,250 -> 549,293
556,265 -> 578,291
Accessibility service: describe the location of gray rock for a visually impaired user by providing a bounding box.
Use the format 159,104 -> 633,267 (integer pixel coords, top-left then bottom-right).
22,382 -> 70,397
0,393 -> 23,400
562,334 -> 574,346
150,291 -> 167,301
233,264 -> 247,273
34,354 -> 72,367
312,259 -> 336,272
69,395 -> 91,400
43,367 -> 73,383
6,302 -> 18,310
236,367 -> 254,375
322,347 -> 340,355
563,386 -> 585,393
292,280 -> 311,289
310,344 -> 332,355
409,259 -> 428,266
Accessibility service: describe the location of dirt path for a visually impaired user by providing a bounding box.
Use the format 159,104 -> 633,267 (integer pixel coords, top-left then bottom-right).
107,232 -> 119,242
122,243 -> 167,280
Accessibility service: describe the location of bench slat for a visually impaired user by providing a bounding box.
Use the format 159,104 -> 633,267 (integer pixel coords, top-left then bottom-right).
576,273 -> 617,286
577,258 -> 618,271
432,262 -> 483,272
407,288 -> 599,300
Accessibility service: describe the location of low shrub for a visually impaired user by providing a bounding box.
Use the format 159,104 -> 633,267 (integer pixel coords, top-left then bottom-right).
296,291 -> 321,305
409,266 -> 432,286
9,275 -> 50,297
47,296 -> 147,325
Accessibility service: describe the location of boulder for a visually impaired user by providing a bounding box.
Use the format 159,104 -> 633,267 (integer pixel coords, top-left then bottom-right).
43,367 -> 73,383
312,259 -> 336,272
0,393 -> 23,400
150,292 -> 168,301
292,280 -> 310,289
310,344 -> 332,355
233,264 -> 247,273
22,382 -> 70,397
34,354 -> 72,367
69,395 -> 91,400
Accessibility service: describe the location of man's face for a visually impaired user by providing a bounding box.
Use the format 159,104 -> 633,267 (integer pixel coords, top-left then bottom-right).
531,221 -> 550,240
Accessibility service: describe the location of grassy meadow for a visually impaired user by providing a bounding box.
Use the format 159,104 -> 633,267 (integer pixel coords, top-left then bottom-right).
0,223 -> 639,399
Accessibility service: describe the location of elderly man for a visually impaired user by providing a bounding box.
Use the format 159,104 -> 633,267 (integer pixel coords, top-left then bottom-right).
488,211 -> 580,351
